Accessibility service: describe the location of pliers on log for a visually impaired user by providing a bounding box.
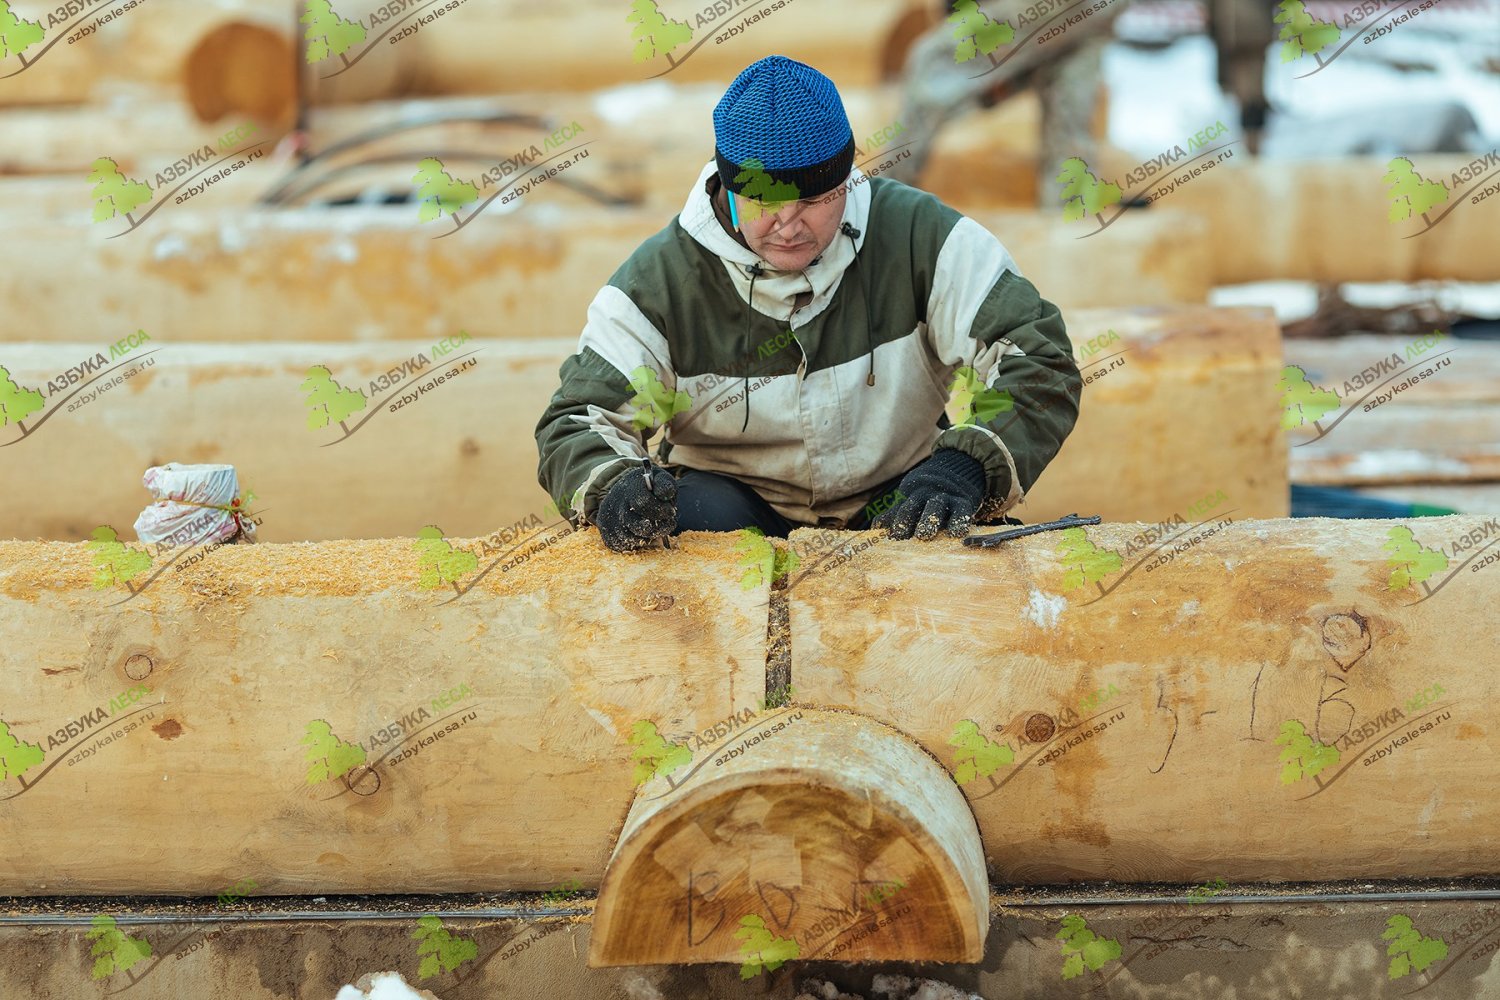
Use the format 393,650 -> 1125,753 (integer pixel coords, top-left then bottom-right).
962,513 -> 1101,549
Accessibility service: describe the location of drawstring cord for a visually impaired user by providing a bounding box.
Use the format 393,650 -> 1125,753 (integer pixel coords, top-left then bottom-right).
840,221 -> 875,387
742,261 -> 763,432
740,221 -> 873,433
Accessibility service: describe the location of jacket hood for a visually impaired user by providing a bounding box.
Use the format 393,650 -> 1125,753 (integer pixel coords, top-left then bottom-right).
676,160 -> 871,317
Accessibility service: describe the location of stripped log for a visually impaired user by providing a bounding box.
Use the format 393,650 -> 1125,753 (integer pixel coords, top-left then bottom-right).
0,0 -> 917,110
0,2 -> 297,123
0,340 -> 564,543
1018,305 -> 1287,523
1285,334 -> 1500,486
590,708 -> 987,966
0,206 -> 1211,344
789,516 -> 1500,883
975,154 -> 1500,284
0,307 -> 1274,541
0,532 -> 765,894
1291,404 -> 1500,486
4,887 -> 1500,998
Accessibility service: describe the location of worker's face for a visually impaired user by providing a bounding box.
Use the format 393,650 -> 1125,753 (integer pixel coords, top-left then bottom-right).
733,181 -> 848,272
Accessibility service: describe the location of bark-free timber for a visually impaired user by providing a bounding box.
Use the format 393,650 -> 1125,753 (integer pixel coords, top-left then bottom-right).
0,307 -> 1278,542
1284,334 -> 1500,486
789,516 -> 1500,884
0,340 -> 564,543
590,708 -> 988,966
1018,305 -> 1286,522
0,532 -> 765,895
0,205 -> 1211,344
981,154 -> 1500,284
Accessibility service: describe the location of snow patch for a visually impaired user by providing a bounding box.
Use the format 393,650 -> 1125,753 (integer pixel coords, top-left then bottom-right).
1341,451 -> 1473,479
151,233 -> 189,261
334,971 -> 439,1000
324,238 -> 359,264
218,224 -> 248,253
1209,281 -> 1320,325
592,81 -> 695,127
1025,589 -> 1066,630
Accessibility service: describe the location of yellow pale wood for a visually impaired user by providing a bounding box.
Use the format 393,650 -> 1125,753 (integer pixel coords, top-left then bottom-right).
589,708 -> 987,966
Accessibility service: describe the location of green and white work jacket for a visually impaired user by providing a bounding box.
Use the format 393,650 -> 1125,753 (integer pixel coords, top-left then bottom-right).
536,161 -> 1082,526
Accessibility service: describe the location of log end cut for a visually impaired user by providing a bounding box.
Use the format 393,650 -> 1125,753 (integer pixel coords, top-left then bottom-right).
588,709 -> 987,968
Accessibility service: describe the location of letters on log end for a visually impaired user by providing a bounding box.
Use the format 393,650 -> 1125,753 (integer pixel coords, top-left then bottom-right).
589,709 -> 987,968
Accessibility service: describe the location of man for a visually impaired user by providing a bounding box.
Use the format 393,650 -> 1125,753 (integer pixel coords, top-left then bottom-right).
536,55 -> 1080,552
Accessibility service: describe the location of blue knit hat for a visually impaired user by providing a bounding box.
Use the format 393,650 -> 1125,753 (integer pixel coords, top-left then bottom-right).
713,55 -> 855,203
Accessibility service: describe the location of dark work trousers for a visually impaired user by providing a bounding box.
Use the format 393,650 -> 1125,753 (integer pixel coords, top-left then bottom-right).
671,467 -> 910,539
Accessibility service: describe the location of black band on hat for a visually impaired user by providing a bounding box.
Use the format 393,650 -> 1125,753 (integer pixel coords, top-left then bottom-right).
715,134 -> 856,204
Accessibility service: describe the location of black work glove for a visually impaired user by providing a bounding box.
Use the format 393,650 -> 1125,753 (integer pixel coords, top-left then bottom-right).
595,462 -> 678,552
871,449 -> 990,541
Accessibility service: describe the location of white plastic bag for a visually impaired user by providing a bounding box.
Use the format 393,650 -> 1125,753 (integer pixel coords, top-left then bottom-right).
133,463 -> 257,546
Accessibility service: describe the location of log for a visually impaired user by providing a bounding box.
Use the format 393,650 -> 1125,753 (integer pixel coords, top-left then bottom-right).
1018,305 -> 1287,523
0,339 -> 565,543
0,531 -> 766,894
1290,404 -> 1500,486
788,515 -> 1500,884
0,307 -> 1274,542
0,206 -> 1211,344
1284,335 -> 1500,405
4,886 -> 1500,998
0,0 -> 919,110
949,153 -> 1500,284
1284,334 -> 1500,486
0,2 -> 297,124
589,708 -> 987,966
